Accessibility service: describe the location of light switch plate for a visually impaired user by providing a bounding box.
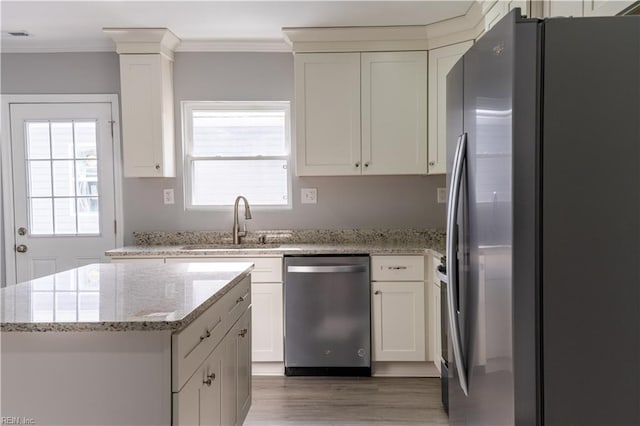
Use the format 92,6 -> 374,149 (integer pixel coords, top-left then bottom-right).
301,188 -> 317,204
163,189 -> 175,205
437,188 -> 447,204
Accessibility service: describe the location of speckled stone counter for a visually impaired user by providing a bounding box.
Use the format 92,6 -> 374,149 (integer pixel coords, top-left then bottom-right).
106,228 -> 446,258
0,262 -> 253,332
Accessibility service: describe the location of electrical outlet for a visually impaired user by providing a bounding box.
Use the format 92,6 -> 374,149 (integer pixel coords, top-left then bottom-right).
437,188 -> 447,204
163,189 -> 175,205
301,188 -> 317,204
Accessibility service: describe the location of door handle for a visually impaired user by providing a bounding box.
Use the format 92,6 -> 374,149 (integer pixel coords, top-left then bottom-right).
287,265 -> 367,273
446,132 -> 469,397
16,244 -> 28,253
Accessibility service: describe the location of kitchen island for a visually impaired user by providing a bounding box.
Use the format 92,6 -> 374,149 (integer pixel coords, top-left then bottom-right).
0,262 -> 253,426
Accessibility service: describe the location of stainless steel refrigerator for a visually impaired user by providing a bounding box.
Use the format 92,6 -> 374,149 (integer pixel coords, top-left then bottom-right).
445,10 -> 640,425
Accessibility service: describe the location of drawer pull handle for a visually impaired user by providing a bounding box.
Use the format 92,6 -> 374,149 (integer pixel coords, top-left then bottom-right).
386,266 -> 408,270
199,329 -> 211,342
203,373 -> 216,386
239,328 -> 248,338
184,317 -> 222,359
236,295 -> 245,304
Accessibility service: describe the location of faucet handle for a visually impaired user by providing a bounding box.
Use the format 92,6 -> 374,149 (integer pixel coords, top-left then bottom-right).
238,223 -> 247,238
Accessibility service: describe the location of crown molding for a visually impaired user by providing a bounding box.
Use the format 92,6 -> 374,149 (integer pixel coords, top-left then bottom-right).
103,27 -> 181,60
176,39 -> 290,53
281,2 -> 489,53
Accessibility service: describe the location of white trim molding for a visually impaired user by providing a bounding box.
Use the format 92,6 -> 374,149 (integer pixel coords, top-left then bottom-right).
176,39 -> 291,53
1,94 -> 124,286
103,28 -> 181,60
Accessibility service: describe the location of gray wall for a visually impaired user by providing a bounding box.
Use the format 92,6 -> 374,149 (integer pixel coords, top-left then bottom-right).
1,51 -> 446,249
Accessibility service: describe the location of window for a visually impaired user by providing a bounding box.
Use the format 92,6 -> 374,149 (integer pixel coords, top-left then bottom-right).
24,120 -> 101,235
183,101 -> 291,208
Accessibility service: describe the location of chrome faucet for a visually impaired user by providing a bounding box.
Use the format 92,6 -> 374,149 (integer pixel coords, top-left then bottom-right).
232,195 -> 252,245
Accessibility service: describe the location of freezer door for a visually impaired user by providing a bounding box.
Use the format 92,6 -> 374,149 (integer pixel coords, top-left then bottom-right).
446,9 -> 518,426
541,17 -> 640,425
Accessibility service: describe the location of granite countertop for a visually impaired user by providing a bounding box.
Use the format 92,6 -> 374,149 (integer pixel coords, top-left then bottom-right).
0,262 -> 253,333
106,242 -> 445,257
106,228 -> 446,257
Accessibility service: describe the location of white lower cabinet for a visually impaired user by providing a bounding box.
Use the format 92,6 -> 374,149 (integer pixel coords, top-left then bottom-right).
173,307 -> 251,426
372,281 -> 426,361
371,255 -> 427,363
236,311 -> 252,421
173,345 -> 222,426
164,256 -> 284,364
251,283 -> 283,362
433,280 -> 442,373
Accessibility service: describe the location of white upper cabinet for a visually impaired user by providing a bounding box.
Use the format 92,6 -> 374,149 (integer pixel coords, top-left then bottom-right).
119,54 -> 176,177
295,53 -> 362,176
104,28 -> 179,177
582,0 -> 634,16
295,51 -> 428,176
427,41 -> 473,175
361,51 -> 428,175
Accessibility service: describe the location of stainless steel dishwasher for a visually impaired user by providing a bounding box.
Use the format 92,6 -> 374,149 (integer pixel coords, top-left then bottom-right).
284,255 -> 371,376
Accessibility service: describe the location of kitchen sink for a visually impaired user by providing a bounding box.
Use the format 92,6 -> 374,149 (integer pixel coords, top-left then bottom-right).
180,243 -> 282,251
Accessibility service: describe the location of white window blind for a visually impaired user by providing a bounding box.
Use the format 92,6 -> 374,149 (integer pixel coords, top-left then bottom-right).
183,102 -> 291,208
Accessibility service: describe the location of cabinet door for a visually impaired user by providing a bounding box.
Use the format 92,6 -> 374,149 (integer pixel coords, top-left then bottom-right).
221,328 -> 237,426
236,310 -> 252,424
119,54 -> 175,177
173,346 -> 222,426
295,53 -> 362,176
251,283 -> 283,362
427,41 -> 473,175
543,0 -> 584,17
583,0 -> 634,16
361,51 -> 428,175
372,281 -> 426,361
433,282 -> 442,373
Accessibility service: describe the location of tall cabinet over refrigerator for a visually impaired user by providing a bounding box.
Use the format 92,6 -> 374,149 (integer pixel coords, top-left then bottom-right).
445,9 -> 640,426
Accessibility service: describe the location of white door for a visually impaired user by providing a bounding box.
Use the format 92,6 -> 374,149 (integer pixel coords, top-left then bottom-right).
9,102 -> 117,283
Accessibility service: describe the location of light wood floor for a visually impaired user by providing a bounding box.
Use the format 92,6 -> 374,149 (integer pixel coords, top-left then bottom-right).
244,376 -> 449,425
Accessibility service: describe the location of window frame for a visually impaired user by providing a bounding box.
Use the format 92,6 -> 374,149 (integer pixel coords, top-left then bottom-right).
182,100 -> 292,211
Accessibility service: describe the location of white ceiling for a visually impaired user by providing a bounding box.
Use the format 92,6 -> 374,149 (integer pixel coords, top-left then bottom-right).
1,1 -> 473,52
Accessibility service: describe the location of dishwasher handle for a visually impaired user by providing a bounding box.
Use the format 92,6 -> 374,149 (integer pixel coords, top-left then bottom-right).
287,265 -> 368,274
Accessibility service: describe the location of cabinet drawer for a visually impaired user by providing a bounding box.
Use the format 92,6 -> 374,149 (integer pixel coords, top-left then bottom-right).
371,256 -> 425,281
172,275 -> 250,392
166,257 -> 282,283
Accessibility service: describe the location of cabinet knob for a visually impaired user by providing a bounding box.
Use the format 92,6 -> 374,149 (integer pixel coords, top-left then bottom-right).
239,328 -> 248,338
364,162 -> 370,168
429,161 -> 435,166
355,162 -> 360,168
199,329 -> 211,342
374,290 -> 381,295
203,373 -> 216,386
155,164 -> 160,170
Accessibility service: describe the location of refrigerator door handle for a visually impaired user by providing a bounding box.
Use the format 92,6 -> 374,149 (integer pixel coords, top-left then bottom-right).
446,132 -> 469,397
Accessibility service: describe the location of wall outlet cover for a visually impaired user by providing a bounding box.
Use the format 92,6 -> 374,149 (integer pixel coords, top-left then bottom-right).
437,188 -> 447,204
163,189 -> 175,205
301,188 -> 317,204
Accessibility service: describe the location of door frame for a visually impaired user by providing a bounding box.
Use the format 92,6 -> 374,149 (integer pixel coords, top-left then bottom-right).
1,94 -> 124,286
